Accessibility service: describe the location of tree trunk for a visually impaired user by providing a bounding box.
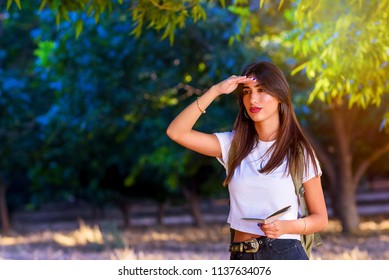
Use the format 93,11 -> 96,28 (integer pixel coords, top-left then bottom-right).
338,181 -> 360,233
331,106 -> 360,233
156,202 -> 166,225
118,203 -> 131,228
181,183 -> 205,228
0,179 -> 11,235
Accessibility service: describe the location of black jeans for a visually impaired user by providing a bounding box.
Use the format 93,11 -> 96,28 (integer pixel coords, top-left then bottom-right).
230,237 -> 309,260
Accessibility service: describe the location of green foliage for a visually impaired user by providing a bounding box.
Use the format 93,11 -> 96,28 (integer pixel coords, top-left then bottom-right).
244,0 -> 389,134
8,1 -> 389,114
0,4 -> 56,210
289,0 -> 389,109
34,41 -> 56,66
3,0 -> 388,235
0,1 -> 261,210
6,0 -> 21,10
7,0 -> 229,43
131,0 -> 206,45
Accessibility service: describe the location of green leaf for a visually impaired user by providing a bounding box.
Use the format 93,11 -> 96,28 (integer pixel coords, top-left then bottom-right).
228,6 -> 250,17
291,62 -> 308,76
14,0 -> 21,9
94,13 -> 100,24
161,22 -> 176,45
87,5 -> 93,16
55,14 -> 60,27
59,6 -> 70,21
6,0 -> 21,10
228,36 -> 235,45
358,0 -> 363,9
278,0 -> 285,10
75,19 -> 83,39
39,0 -> 49,11
260,0 -> 265,9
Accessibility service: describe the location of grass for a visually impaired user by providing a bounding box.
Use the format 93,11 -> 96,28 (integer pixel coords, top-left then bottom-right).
0,216 -> 388,260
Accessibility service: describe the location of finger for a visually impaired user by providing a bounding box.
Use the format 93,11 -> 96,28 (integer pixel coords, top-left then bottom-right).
267,233 -> 278,239
259,223 -> 274,230
261,223 -> 279,235
233,76 -> 257,83
219,76 -> 255,93
227,75 -> 256,82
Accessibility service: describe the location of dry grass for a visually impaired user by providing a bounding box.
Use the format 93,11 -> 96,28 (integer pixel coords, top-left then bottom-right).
0,216 -> 388,260
310,217 -> 389,260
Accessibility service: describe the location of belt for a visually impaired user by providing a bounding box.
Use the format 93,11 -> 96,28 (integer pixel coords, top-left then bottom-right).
229,237 -> 269,253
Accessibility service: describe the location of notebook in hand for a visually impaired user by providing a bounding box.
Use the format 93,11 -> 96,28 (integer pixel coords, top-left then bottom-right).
241,205 -> 291,224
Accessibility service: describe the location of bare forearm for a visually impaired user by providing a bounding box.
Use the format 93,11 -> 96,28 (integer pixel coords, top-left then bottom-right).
166,75 -> 254,156
166,86 -> 220,140
284,214 -> 328,235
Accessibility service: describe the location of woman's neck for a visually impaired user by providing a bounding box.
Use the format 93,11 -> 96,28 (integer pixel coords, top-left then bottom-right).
254,119 -> 280,142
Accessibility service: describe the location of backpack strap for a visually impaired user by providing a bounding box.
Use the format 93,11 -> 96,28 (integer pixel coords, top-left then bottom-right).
291,150 -> 323,258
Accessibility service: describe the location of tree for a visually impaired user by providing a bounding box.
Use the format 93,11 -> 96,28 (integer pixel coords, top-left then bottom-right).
286,0 -> 389,233
241,0 -> 389,233
7,0 -> 389,233
26,2 -> 261,227
0,4 -> 55,234
5,0 -> 227,43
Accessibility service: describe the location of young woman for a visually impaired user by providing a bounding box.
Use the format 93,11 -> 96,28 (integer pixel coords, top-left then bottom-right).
166,61 -> 328,260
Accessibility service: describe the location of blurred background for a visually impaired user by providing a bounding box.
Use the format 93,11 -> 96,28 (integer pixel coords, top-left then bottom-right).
0,0 -> 388,259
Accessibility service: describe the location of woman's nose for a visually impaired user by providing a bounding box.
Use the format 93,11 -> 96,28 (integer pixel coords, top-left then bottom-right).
250,92 -> 260,104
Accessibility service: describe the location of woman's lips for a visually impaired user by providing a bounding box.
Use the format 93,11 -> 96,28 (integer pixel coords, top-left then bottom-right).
249,107 -> 262,113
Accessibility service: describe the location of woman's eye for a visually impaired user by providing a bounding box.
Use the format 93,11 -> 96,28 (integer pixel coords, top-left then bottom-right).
243,89 -> 251,95
258,88 -> 266,93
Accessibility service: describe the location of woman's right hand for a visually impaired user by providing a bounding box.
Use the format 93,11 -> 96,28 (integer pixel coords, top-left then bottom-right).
212,75 -> 256,95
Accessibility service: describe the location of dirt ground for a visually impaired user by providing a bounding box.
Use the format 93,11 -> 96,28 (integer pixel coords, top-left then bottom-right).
117,217 -> 389,260
1,212 -> 388,260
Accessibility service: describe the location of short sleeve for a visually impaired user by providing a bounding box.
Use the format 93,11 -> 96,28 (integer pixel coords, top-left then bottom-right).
302,151 -> 322,183
213,131 -> 234,171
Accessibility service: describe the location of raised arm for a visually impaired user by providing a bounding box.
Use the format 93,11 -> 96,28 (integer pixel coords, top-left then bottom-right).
166,75 -> 255,157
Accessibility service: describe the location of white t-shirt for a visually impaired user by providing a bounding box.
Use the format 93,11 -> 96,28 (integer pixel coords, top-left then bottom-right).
214,131 -> 322,240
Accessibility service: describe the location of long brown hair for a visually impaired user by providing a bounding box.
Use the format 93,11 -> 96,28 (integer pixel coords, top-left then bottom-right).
224,61 -> 319,186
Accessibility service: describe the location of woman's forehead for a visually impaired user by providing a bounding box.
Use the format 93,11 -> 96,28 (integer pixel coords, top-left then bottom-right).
242,82 -> 260,88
